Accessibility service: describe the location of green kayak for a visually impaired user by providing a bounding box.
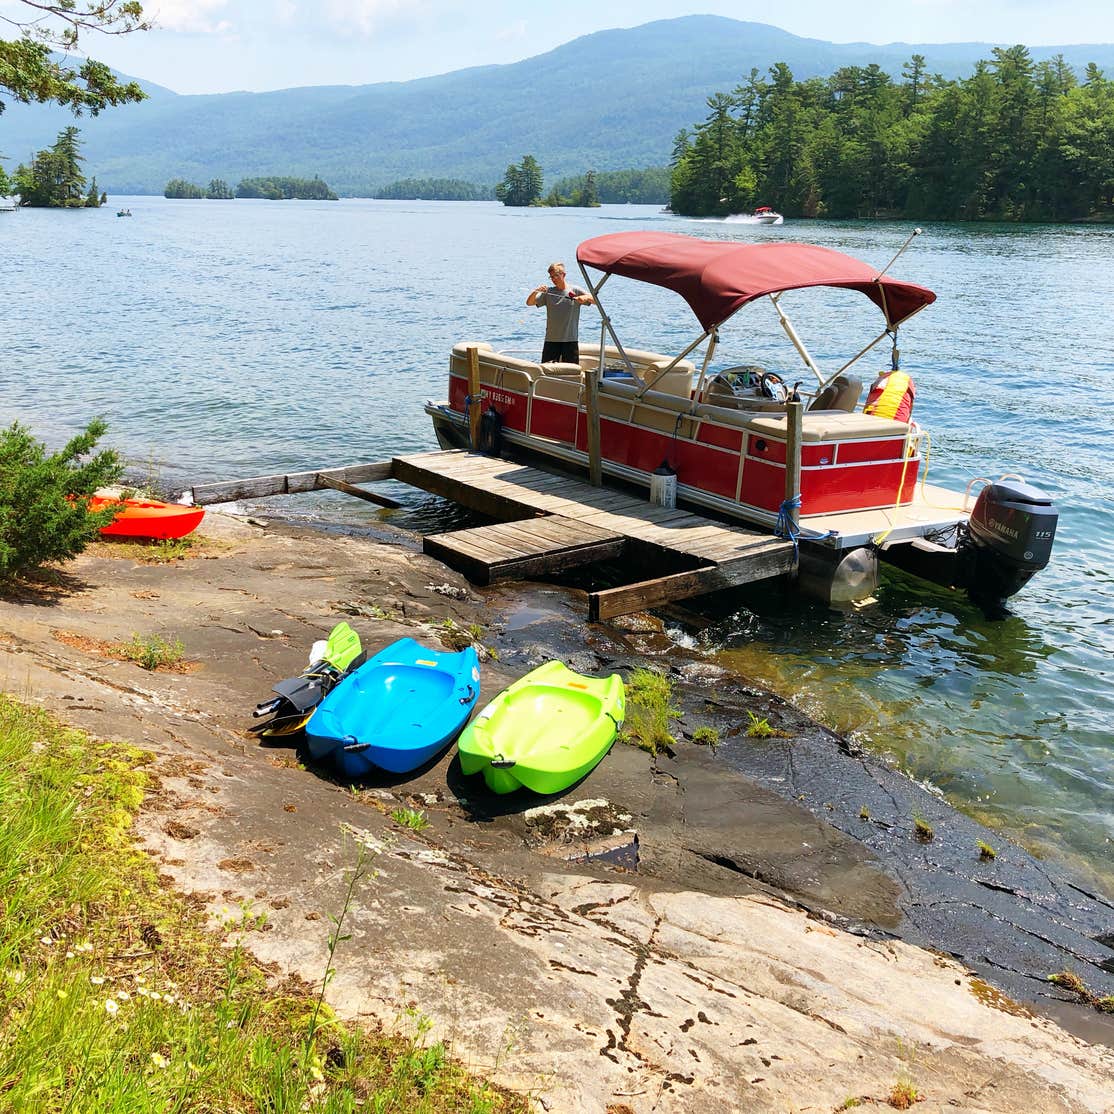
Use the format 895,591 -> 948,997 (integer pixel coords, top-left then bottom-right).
457,661 -> 625,794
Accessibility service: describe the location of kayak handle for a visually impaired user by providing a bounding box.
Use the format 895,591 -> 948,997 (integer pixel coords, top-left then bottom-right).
343,742 -> 371,753
459,684 -> 475,705
253,697 -> 284,718
490,753 -> 516,769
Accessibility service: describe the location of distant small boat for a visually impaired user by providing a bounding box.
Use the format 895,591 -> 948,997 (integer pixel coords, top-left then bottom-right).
457,661 -> 625,795
753,206 -> 782,224
306,638 -> 480,776
88,496 -> 204,539
116,209 -> 132,217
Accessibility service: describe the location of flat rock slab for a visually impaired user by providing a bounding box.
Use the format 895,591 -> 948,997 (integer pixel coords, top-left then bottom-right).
1,516 -> 1112,1112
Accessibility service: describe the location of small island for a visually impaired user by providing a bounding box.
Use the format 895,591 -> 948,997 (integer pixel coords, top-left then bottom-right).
7,127 -> 106,208
496,155 -> 600,207
164,175 -> 338,200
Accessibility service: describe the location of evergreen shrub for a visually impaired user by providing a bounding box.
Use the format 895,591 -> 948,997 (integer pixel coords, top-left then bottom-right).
0,419 -> 123,580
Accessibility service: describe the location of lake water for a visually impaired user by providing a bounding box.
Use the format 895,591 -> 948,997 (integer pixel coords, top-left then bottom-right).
4,198 -> 1112,891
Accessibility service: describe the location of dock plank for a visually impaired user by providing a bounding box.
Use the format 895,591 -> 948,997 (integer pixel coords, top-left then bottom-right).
423,513 -> 624,585
394,450 -> 795,615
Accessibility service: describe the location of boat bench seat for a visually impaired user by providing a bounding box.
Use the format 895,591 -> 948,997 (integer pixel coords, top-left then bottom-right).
580,343 -> 696,398
451,342 -> 550,391
744,410 -> 912,442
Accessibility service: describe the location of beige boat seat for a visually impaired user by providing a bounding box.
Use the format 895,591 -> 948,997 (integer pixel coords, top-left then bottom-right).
532,375 -> 582,404
744,411 -> 912,442
579,343 -> 695,398
450,342 -> 546,393
807,374 -> 863,412
599,377 -> 701,434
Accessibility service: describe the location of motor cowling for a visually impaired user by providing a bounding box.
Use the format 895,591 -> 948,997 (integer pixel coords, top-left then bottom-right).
963,480 -> 1058,608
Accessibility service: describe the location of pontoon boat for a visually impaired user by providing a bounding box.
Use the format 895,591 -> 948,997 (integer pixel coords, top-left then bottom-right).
427,231 -> 1057,611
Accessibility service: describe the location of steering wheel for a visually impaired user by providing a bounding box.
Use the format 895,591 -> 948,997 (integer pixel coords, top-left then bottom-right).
759,371 -> 788,403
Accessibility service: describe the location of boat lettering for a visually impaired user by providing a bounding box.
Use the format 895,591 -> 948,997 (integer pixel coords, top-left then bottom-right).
989,518 -> 1019,539
486,390 -> 517,407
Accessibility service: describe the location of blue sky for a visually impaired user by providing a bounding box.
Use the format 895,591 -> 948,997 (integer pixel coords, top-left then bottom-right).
8,0 -> 1114,93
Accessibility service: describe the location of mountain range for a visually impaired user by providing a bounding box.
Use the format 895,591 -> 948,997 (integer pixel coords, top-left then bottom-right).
3,16 -> 1113,195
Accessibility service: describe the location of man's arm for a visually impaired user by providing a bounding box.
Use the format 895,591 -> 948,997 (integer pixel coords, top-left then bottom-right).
526,284 -> 548,306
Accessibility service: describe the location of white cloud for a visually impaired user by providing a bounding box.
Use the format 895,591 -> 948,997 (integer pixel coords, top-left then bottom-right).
496,19 -> 527,42
147,0 -> 234,34
321,0 -> 424,36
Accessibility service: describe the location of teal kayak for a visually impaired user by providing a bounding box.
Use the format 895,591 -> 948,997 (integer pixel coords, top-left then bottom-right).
457,661 -> 624,794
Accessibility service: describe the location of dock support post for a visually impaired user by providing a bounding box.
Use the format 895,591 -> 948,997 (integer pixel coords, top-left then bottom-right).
585,365 -> 602,487
466,345 -> 482,450
785,399 -> 803,534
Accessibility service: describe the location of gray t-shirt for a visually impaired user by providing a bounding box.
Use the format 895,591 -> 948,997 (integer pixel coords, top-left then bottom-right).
535,286 -> 585,342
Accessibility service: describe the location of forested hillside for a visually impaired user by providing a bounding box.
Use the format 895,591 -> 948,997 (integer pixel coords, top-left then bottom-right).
672,48 -> 1114,221
1,17 -> 1112,196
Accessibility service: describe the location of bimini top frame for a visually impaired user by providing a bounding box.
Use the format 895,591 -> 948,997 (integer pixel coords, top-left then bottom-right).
576,230 -> 936,394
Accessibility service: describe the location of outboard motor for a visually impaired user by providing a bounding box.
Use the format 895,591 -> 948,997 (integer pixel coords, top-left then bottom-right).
960,479 -> 1058,611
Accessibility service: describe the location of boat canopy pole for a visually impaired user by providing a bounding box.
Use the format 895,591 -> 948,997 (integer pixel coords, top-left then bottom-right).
829,326 -> 892,381
579,266 -> 640,380
769,293 -> 824,387
875,227 -> 923,281
693,328 -> 719,400
580,261 -> 715,397
636,328 -> 713,398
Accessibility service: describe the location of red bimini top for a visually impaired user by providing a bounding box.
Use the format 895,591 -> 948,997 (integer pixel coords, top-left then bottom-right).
576,231 -> 936,333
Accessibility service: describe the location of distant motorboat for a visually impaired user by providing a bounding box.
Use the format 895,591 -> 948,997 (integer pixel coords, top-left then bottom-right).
722,206 -> 784,226
116,208 -> 132,217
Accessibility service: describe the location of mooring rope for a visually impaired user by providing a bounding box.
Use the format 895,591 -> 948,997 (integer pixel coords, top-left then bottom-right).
775,494 -> 802,559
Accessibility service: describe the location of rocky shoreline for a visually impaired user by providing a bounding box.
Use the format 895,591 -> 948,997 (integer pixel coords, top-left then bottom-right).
1,510 -> 1111,1112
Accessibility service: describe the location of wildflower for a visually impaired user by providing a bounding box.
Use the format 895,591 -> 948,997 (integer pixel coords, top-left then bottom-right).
65,951 -> 75,960
149,1052 -> 169,1070
40,936 -> 55,947
104,999 -> 119,1016
115,990 -> 131,1002
56,990 -> 68,1000
149,990 -> 163,1001
89,975 -> 106,985
75,941 -> 94,954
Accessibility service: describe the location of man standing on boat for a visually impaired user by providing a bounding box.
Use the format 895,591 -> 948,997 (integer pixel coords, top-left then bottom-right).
526,261 -> 594,364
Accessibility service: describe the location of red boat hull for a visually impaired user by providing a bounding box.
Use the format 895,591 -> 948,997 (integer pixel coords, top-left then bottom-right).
446,366 -> 919,519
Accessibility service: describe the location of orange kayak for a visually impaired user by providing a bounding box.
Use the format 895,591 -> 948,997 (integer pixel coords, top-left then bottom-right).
88,496 -> 205,540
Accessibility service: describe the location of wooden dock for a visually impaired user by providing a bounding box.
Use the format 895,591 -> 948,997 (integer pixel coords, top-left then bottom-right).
189,450 -> 795,620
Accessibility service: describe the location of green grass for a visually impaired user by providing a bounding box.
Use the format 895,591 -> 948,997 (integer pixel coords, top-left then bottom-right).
0,695 -> 525,1114
976,840 -> 997,861
620,668 -> 680,755
744,710 -> 776,738
390,807 -> 430,833
912,815 -> 935,843
691,726 -> 719,748
114,633 -> 185,671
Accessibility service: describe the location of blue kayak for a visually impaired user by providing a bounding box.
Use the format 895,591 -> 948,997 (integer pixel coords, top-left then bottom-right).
306,638 -> 480,777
